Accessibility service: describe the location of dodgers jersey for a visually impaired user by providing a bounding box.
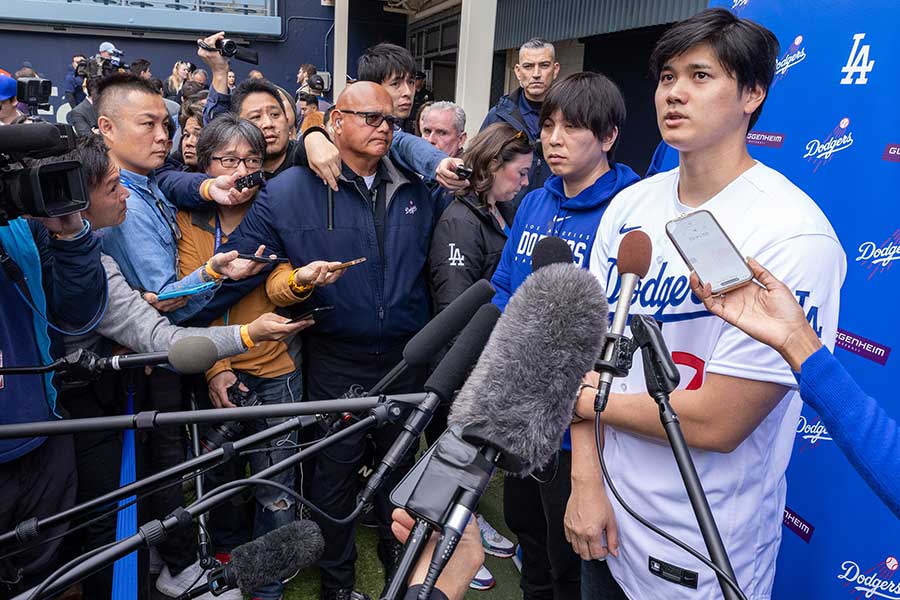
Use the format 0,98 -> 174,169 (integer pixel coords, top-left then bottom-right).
589,162 -> 846,600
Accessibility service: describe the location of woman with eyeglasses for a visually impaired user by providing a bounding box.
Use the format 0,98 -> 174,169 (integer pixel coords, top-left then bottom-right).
174,113 -> 344,600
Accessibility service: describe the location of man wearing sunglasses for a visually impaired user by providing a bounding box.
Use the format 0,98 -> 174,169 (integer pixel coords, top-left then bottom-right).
219,81 -> 435,600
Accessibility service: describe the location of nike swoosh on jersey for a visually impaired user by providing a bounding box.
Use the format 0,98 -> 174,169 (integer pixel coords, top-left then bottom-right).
619,224 -> 641,234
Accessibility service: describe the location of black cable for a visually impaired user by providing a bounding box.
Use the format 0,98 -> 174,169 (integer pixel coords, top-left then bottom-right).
595,418 -> 749,600
26,539 -> 119,600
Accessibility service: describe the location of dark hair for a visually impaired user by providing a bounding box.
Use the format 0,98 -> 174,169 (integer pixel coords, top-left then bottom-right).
85,76 -> 102,99
357,43 -> 415,84
178,101 -> 204,131
461,122 -> 533,205
299,92 -> 318,106
94,71 -> 160,118
323,104 -> 336,127
180,81 -> 205,103
147,77 -> 164,95
231,78 -> 285,116
649,7 -> 779,130
539,71 -> 626,160
299,63 -> 316,77
196,113 -> 267,173
130,58 -> 152,77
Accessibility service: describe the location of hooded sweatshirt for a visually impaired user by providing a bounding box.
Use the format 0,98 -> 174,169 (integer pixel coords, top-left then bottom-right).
491,162 -> 640,310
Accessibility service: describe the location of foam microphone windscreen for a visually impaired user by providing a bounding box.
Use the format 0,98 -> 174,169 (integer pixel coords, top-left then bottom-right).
230,519 -> 325,595
531,236 -> 574,272
447,263 -> 608,475
617,230 -> 653,278
167,336 -> 219,374
402,279 -> 495,366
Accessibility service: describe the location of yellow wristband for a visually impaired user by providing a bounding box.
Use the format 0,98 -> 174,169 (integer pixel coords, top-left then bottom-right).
200,178 -> 214,202
288,268 -> 315,300
205,260 -> 223,280
240,324 -> 255,349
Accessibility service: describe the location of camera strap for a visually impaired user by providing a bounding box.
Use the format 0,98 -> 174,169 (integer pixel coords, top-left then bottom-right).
0,239 -> 36,305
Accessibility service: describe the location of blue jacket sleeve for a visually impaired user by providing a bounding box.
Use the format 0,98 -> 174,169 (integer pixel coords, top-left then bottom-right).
204,85 -> 232,126
31,219 -> 106,327
389,130 -> 447,183
156,158 -> 208,211
798,347 -> 900,518
490,234 -> 515,312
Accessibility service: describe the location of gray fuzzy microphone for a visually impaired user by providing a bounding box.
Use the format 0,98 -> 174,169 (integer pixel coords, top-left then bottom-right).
447,262 -> 608,475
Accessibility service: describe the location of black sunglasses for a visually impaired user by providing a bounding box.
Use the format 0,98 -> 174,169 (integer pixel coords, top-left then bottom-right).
339,110 -> 400,129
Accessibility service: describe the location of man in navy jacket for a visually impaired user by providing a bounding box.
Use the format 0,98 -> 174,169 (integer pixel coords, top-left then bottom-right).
222,81 -> 435,600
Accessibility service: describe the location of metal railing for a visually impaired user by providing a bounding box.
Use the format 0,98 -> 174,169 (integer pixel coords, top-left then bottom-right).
24,0 -> 277,17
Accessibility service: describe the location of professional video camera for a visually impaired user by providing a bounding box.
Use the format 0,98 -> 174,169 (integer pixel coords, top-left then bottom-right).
198,386 -> 262,453
0,78 -> 88,223
75,49 -> 127,79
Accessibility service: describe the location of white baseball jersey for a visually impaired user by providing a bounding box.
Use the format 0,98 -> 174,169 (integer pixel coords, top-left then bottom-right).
589,162 -> 845,600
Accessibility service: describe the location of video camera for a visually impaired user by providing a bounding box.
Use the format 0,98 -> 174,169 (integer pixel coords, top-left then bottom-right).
0,80 -> 88,223
75,50 -> 127,80
198,38 -> 259,65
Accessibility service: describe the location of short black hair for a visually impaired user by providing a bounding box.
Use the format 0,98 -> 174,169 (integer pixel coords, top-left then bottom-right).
85,76 -> 102,99
357,43 -> 415,84
196,113 -> 267,173
650,7 -> 779,130
180,81 -> 205,103
94,71 -> 160,118
147,77 -> 164,95
231,78 -> 285,116
130,58 -> 152,77
299,92 -> 318,106
539,71 -> 626,160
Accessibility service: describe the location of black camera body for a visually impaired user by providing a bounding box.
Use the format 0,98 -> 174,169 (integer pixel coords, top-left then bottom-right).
0,118 -> 88,223
199,385 -> 261,453
235,170 -> 265,192
454,164 -> 473,180
75,52 -> 126,80
203,38 -> 259,65
16,78 -> 52,113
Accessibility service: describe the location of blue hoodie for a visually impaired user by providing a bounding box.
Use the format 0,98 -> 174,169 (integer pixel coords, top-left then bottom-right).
490,162 -> 639,451
491,162 -> 640,310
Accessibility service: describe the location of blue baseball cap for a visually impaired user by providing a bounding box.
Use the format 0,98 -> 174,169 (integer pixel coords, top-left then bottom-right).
0,74 -> 16,101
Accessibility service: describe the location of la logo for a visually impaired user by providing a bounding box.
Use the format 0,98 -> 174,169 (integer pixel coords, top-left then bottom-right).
840,33 -> 874,85
448,243 -> 465,267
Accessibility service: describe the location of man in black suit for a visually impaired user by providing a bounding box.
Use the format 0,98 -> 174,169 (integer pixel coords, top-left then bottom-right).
67,77 -> 100,138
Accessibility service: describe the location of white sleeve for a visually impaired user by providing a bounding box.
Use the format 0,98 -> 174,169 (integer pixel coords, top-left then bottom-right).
706,233 -> 846,387
590,199 -> 621,287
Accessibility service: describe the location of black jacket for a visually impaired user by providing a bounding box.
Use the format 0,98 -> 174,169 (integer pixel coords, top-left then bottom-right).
428,193 -> 512,314
66,99 -> 97,138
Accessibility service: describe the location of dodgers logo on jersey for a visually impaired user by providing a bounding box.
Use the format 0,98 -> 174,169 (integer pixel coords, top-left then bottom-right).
840,33 -> 875,85
773,35 -> 807,85
856,228 -> 900,280
795,414 -> 833,453
805,117 -> 854,172
513,223 -> 590,266
605,257 -> 707,322
404,200 -> 417,216
838,557 -> 900,599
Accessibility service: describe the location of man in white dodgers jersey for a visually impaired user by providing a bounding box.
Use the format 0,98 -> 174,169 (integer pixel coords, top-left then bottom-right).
565,8 -> 846,600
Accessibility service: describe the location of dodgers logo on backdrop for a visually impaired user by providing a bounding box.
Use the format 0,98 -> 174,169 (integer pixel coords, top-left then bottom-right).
856,228 -> 900,280
837,557 -> 900,599
805,117 -> 854,172
730,0 -> 750,12
840,33 -> 875,85
773,35 -> 807,85
796,415 -> 832,447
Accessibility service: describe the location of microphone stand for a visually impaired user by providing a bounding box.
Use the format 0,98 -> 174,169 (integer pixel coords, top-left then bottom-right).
187,393 -> 215,570
13,394 -> 420,600
629,315 -> 742,600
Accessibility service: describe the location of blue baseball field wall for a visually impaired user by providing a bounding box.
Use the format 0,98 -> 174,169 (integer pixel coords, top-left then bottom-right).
656,1 -> 900,597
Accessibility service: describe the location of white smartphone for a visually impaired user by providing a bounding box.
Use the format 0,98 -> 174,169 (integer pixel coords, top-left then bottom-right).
665,210 -> 753,294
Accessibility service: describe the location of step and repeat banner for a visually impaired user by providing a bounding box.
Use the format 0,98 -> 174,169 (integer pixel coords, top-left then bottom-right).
656,1 -> 900,598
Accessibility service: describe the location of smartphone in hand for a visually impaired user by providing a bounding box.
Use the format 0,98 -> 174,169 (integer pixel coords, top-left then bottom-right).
328,257 -> 367,272
236,253 -> 290,264
288,305 -> 335,323
665,210 -> 752,294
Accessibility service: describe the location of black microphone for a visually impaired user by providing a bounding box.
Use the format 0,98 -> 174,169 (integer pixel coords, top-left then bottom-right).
185,519 -> 324,599
0,122 -> 61,155
367,279 -> 494,395
531,235 -> 574,271
357,303 -> 500,510
594,230 -> 652,411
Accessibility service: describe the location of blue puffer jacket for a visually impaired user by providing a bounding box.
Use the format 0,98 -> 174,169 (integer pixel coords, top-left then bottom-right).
220,160 -> 436,353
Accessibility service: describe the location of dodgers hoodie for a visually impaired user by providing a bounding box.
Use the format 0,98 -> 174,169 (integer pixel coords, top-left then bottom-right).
492,162 -> 640,310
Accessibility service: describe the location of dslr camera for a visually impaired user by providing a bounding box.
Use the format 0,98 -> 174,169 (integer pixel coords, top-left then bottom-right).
0,79 -> 88,223
75,50 -> 126,80
198,385 -> 261,453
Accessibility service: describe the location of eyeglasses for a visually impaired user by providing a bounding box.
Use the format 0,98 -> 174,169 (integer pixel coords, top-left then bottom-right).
339,110 -> 400,129
210,156 -> 264,169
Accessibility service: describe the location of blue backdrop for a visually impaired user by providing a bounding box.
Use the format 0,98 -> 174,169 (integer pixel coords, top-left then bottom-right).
657,1 -> 900,597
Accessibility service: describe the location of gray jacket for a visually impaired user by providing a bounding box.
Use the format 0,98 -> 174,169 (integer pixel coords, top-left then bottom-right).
65,253 -> 246,360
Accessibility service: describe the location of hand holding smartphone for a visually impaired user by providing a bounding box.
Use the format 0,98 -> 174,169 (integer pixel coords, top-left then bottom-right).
236,253 -> 289,264
156,280 -> 218,301
665,210 -> 752,294
328,257 -> 367,272
288,305 -> 335,323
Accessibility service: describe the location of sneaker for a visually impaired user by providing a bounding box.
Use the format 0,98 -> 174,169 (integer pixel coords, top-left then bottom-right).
321,588 -> 371,600
469,563 -> 496,591
155,561 -> 215,599
477,513 -> 515,558
512,544 -> 523,573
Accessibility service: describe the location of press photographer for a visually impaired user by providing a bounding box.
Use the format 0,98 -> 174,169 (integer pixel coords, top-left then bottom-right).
0,120 -> 106,596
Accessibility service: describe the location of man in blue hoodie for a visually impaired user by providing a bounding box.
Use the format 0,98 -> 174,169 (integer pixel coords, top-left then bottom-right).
490,72 -> 639,600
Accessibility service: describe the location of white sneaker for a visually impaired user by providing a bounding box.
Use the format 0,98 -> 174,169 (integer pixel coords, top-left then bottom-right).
476,513 -> 515,558
469,563 -> 496,591
155,561 -> 217,599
